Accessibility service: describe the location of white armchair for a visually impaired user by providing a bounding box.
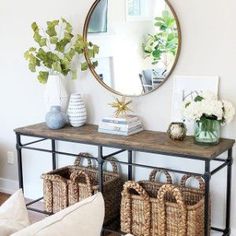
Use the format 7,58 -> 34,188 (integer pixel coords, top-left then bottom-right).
11,193 -> 104,236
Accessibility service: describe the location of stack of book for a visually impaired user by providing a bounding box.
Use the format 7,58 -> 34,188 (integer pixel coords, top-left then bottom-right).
98,115 -> 143,136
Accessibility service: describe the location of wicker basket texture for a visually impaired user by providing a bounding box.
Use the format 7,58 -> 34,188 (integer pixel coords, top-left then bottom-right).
41,152 -> 123,224
121,170 -> 208,236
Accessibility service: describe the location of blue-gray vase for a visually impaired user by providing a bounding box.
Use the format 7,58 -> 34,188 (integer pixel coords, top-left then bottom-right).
45,106 -> 67,130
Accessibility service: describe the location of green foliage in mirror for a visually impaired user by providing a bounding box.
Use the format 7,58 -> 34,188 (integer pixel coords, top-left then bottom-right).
143,10 -> 178,65
24,18 -> 99,84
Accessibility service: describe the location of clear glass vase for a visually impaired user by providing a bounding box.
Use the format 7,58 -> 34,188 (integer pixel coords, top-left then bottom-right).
194,118 -> 221,145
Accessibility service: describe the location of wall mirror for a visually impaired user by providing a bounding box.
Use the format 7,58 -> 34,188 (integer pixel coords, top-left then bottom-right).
83,0 -> 181,96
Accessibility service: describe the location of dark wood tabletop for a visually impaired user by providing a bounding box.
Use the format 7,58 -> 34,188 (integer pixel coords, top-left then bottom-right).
15,123 -> 235,160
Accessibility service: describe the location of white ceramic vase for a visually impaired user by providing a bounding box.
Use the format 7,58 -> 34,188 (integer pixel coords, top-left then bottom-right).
67,93 -> 87,127
44,74 -> 68,112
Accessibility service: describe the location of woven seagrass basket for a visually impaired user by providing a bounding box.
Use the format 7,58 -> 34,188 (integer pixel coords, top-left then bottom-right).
41,152 -> 123,224
121,172 -> 209,236
121,169 -> 174,236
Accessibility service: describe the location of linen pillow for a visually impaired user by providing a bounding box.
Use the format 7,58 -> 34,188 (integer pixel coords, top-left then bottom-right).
12,192 -> 105,236
0,189 -> 30,236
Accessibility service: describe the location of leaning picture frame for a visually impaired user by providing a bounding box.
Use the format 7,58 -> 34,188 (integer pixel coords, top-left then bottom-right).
171,75 -> 219,134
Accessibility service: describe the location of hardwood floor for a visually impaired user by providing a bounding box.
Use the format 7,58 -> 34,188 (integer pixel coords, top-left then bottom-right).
0,192 -> 9,203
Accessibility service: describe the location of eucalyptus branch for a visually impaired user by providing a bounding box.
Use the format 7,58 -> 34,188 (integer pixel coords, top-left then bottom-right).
24,18 -> 99,83
42,29 -> 52,51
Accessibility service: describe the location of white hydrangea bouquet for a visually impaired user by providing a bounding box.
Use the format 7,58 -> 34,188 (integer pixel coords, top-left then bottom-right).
182,92 -> 235,145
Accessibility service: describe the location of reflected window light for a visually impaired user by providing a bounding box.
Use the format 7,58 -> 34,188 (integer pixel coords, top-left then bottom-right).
128,0 -> 141,16
88,0 -> 108,33
126,0 -> 153,21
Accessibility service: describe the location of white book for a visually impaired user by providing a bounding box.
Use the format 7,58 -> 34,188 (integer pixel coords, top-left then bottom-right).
98,126 -> 143,136
99,123 -> 143,133
99,120 -> 143,132
102,115 -> 140,125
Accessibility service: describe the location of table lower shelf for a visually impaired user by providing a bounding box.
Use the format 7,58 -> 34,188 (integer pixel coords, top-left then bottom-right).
26,197 -> 228,236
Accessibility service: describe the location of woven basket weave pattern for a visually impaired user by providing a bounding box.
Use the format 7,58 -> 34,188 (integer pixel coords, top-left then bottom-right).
121,170 -> 209,236
42,153 -> 123,224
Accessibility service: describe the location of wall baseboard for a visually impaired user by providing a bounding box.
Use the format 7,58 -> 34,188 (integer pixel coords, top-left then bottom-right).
0,178 -> 18,194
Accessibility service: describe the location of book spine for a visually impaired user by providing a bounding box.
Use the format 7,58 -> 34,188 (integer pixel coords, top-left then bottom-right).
102,117 -> 139,124
98,126 -> 143,136
98,128 -> 125,135
127,127 -> 144,135
99,121 -> 142,131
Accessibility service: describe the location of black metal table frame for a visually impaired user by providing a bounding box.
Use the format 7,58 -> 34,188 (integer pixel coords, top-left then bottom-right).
15,133 -> 233,236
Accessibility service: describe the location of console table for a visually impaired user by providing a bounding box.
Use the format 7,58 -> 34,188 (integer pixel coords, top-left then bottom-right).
14,123 -> 235,236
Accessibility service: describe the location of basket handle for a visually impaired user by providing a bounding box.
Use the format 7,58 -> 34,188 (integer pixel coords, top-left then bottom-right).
149,169 -> 172,184
157,184 -> 187,236
103,156 -> 118,174
121,181 -> 151,236
41,173 -> 67,184
70,170 -> 93,196
180,174 -> 205,191
74,152 -> 94,168
41,173 -> 67,213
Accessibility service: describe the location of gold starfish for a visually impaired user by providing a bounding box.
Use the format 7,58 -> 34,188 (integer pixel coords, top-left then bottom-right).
109,97 -> 132,118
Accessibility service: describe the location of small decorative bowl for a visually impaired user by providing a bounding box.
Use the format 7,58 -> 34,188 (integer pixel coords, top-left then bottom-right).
167,122 -> 187,141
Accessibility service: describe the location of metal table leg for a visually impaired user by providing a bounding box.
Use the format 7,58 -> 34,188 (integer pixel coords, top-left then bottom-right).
51,139 -> 57,170
16,134 -> 24,191
128,150 -> 132,180
98,146 -> 104,193
225,148 -> 233,235
204,160 -> 211,236
98,147 -> 107,236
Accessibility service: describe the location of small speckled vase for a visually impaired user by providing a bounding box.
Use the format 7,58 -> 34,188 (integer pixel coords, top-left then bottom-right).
167,122 -> 187,141
45,106 -> 67,130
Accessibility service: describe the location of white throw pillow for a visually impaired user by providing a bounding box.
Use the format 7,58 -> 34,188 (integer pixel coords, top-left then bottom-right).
12,193 -> 105,236
0,189 -> 30,236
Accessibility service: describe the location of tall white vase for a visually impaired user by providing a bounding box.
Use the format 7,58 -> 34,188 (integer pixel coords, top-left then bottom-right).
44,75 -> 68,112
67,93 -> 87,127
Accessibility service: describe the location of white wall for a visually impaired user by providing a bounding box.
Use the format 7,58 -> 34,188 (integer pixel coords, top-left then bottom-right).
0,0 -> 235,234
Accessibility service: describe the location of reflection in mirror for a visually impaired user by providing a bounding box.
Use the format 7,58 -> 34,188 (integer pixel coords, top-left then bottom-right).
88,0 -> 108,33
84,0 -> 181,96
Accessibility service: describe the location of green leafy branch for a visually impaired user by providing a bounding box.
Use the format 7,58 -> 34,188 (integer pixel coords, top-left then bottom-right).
24,18 -> 99,84
143,10 -> 178,65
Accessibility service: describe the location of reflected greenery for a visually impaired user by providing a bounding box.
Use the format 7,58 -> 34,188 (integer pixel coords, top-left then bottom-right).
143,10 -> 178,66
84,0 -> 181,96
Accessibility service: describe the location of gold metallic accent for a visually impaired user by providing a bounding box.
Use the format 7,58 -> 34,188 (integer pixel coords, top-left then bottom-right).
109,97 -> 132,117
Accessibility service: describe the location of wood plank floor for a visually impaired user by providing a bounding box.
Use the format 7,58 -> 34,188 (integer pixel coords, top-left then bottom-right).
0,193 -> 9,203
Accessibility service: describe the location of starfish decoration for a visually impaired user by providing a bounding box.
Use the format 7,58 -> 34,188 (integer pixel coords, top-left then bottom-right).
109,97 -> 132,118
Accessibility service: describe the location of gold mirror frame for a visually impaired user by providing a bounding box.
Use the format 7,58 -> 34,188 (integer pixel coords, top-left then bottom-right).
83,0 -> 182,97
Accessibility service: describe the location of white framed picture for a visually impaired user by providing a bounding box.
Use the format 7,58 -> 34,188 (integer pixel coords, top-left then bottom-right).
171,75 -> 219,134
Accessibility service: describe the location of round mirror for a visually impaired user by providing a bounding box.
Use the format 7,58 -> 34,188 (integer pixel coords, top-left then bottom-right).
83,0 -> 181,96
